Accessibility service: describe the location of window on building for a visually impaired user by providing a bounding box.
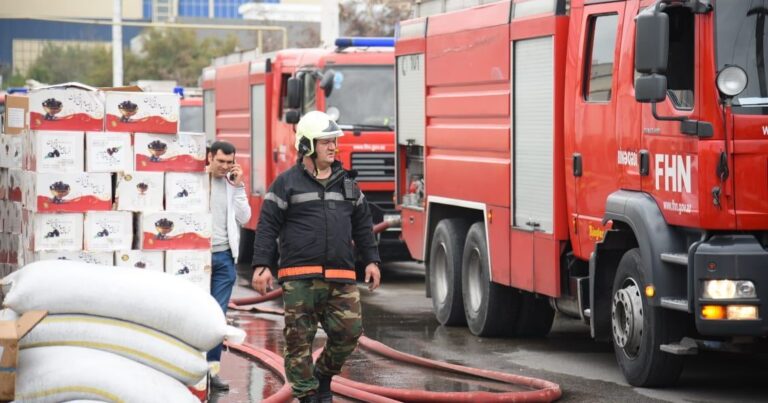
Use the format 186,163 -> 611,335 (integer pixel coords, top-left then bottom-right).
584,14 -> 619,102
214,0 -> 250,18
143,0 -> 153,20
179,0 -> 210,17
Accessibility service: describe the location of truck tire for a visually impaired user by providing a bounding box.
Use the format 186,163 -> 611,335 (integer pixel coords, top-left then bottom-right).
461,222 -> 517,336
513,291 -> 554,337
612,248 -> 684,387
429,218 -> 470,326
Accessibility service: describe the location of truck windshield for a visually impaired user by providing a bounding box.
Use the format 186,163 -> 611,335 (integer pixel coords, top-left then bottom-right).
325,65 -> 395,130
180,105 -> 203,132
717,0 -> 768,111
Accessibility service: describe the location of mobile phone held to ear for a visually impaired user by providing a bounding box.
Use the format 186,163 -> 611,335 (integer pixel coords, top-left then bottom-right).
228,171 -> 238,181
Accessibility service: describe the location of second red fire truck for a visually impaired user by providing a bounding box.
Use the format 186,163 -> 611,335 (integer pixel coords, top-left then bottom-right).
396,0 -> 768,386
202,39 -> 407,274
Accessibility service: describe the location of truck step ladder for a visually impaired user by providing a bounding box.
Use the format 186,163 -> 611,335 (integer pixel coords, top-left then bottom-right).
659,252 -> 691,312
660,297 -> 690,312
660,252 -> 688,266
660,337 -> 699,355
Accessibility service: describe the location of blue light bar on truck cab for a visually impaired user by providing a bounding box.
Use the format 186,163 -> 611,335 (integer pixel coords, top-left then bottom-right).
335,37 -> 395,48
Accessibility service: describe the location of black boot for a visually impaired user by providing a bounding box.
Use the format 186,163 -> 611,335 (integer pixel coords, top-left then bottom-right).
314,369 -> 333,403
298,393 -> 318,403
209,374 -> 230,392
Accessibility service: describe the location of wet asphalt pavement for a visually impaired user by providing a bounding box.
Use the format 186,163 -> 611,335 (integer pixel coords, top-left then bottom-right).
212,262 -> 768,403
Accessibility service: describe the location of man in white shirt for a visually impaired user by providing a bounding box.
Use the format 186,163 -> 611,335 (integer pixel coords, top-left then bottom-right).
207,141 -> 251,391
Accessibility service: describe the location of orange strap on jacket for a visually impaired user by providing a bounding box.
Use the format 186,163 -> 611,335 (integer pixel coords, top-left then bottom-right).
278,266 -> 356,280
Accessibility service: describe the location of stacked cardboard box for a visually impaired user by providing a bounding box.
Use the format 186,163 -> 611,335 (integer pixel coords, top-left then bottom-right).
133,129 -> 211,290
1,83 -> 212,283
18,85 -> 115,268
105,91 -> 211,291
0,97 -> 26,275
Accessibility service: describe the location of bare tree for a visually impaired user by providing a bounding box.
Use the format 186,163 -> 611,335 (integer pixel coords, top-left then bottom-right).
340,0 -> 412,37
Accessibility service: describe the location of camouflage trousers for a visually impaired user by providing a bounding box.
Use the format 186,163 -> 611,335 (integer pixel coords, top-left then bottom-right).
282,279 -> 363,398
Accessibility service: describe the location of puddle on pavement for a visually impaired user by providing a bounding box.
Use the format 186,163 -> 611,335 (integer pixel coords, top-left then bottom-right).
216,308 -> 533,402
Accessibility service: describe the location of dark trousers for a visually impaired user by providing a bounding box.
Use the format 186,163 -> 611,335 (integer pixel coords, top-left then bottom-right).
208,249 -> 237,362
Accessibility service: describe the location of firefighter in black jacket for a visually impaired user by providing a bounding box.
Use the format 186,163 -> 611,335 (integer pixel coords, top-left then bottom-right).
251,111 -> 381,403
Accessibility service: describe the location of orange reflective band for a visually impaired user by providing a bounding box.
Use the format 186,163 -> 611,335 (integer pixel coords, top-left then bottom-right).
324,269 -> 356,280
278,266 -> 323,278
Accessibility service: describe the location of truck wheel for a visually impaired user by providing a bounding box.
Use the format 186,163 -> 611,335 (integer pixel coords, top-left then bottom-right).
429,219 -> 470,326
513,291 -> 554,337
461,222 -> 517,336
612,248 -> 684,387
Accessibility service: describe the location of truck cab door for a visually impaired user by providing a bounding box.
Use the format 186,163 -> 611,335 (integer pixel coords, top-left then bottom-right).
573,2 -> 626,257
639,6 -> 700,227
272,71 -> 296,180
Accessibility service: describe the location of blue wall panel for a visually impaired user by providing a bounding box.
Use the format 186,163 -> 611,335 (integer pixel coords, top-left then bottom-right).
0,20 -> 142,70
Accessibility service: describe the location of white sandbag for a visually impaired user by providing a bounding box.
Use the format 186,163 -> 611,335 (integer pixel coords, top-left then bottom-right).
2,260 -> 225,350
16,346 -> 199,403
226,325 -> 247,344
0,308 -> 18,320
20,314 -> 207,385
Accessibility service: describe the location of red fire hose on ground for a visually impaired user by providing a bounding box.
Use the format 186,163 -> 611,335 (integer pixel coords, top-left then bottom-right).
225,218 -> 563,402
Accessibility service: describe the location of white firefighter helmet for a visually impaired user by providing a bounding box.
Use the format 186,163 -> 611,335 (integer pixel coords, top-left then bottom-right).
295,111 -> 344,156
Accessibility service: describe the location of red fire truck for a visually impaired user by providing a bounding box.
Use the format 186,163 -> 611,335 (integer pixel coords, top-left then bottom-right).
396,0 -> 767,386
202,39 -> 406,272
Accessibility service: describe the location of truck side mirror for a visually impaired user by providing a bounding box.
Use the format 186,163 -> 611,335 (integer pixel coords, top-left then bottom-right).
320,70 -> 335,97
635,11 -> 669,74
284,109 -> 300,124
286,77 -> 302,109
635,74 -> 667,103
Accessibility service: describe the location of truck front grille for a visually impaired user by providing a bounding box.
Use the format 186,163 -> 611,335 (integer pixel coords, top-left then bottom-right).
351,152 -> 395,182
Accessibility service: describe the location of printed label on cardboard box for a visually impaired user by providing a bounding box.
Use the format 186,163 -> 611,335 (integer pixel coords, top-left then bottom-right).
115,171 -> 164,212
84,211 -> 133,251
25,172 -> 112,212
33,250 -> 114,266
3,94 -> 29,135
165,172 -> 210,212
24,130 -> 84,173
105,92 -> 179,134
140,212 -> 211,250
165,250 -> 211,292
1,135 -> 23,169
25,212 -> 83,251
115,250 -> 164,272
134,132 -> 205,172
86,131 -> 133,172
29,86 -> 104,131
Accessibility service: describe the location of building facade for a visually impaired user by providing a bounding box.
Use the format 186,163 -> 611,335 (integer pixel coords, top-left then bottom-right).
0,0 -> 321,85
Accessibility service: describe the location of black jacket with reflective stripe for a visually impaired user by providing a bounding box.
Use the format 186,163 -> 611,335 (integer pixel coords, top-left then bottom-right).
251,160 -> 380,283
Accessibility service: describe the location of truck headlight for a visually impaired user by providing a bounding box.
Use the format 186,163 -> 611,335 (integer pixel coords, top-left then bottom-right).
726,305 -> 759,320
716,65 -> 748,97
702,280 -> 756,299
